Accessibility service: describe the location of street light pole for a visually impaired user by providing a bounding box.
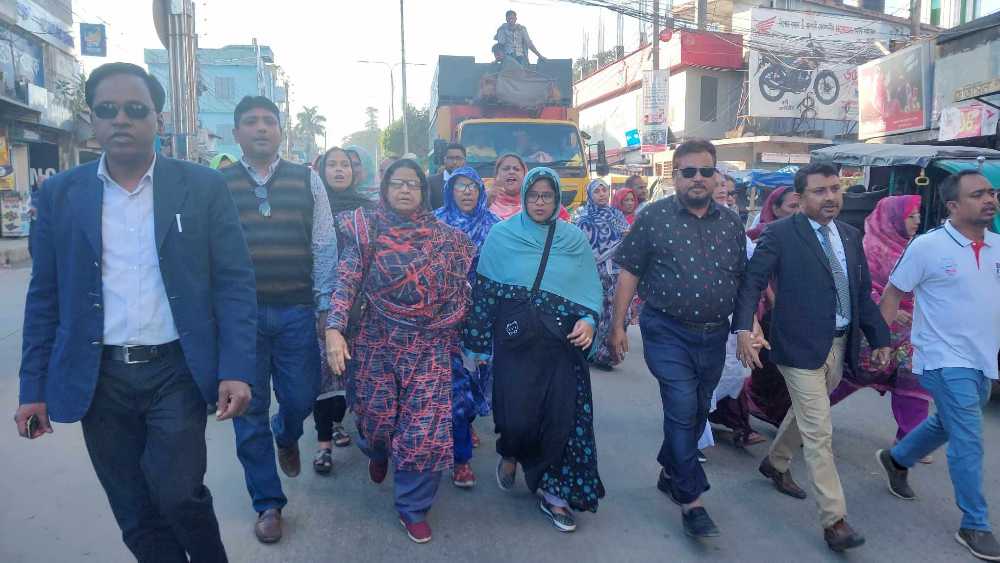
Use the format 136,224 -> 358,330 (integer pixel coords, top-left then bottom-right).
399,0 -> 410,155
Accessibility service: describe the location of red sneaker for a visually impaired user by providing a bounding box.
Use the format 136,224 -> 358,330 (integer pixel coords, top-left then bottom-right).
452,463 -> 477,488
471,427 -> 481,448
368,459 -> 388,484
399,518 -> 432,543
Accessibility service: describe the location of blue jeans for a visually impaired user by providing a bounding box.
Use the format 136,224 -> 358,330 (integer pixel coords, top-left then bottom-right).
640,307 -> 729,504
233,303 -> 320,513
891,367 -> 992,531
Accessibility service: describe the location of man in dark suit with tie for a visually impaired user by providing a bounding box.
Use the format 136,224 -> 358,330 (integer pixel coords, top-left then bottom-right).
14,62 -> 256,562
428,143 -> 466,210
733,163 -> 891,553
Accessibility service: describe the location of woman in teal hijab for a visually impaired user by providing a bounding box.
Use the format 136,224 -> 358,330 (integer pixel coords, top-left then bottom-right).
463,167 -> 605,533
344,145 -> 379,201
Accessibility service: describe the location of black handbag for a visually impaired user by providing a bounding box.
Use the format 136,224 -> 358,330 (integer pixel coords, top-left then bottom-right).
495,221 -> 557,349
344,208 -> 375,340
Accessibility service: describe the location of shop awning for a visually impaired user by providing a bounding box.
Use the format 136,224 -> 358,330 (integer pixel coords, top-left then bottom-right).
0,95 -> 41,122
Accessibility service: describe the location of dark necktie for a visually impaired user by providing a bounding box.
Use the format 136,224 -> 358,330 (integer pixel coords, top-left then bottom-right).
819,224 -> 851,322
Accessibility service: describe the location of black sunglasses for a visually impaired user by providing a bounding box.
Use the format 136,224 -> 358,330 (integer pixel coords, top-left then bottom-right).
676,166 -> 717,179
93,102 -> 152,120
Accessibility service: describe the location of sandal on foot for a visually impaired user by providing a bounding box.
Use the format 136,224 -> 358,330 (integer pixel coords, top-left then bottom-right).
313,448 -> 333,475
331,424 -> 352,448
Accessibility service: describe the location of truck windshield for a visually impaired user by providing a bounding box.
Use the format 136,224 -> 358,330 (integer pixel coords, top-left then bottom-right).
461,123 -> 585,178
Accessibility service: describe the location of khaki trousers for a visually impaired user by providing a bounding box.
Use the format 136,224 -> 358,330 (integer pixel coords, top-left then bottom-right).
768,336 -> 847,528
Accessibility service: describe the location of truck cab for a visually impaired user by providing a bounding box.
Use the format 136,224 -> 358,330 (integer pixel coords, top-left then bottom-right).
458,118 -> 589,206
430,55 -> 600,209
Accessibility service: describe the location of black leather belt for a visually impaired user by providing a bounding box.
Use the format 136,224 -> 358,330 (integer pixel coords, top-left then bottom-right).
673,317 -> 729,333
833,328 -> 849,338
102,341 -> 181,364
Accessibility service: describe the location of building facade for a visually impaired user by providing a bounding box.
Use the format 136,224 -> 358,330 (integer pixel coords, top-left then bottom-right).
0,0 -> 80,237
145,43 -> 283,159
573,0 -> 934,178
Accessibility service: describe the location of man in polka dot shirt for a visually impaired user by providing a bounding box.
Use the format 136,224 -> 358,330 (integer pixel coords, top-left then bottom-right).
610,139 -> 749,539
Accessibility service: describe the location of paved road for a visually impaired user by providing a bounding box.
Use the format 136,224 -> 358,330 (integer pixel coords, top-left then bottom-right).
1,263 -> 997,562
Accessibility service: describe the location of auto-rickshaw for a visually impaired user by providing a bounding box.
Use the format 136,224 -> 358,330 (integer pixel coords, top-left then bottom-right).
809,143 -> 1000,234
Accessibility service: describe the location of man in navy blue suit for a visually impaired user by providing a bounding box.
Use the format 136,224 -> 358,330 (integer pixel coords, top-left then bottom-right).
14,63 -> 257,562
733,163 -> 890,553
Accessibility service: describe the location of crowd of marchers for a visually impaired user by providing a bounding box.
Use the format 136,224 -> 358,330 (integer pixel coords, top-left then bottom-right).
14,61 -> 1000,562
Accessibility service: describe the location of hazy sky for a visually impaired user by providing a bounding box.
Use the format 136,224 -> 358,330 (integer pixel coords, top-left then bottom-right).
69,0 -> 1000,144
71,0 -> 642,144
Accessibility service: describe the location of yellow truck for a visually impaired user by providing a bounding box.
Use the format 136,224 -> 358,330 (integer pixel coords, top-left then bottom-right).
430,56 -> 607,208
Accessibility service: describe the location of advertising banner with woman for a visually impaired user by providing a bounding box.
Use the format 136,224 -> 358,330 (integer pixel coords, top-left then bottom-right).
858,43 -> 933,140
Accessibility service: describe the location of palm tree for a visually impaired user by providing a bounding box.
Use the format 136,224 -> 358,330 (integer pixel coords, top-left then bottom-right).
294,106 -> 327,161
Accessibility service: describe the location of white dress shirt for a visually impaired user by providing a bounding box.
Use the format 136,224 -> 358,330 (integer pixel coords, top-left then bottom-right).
807,217 -> 850,329
99,154 -> 179,346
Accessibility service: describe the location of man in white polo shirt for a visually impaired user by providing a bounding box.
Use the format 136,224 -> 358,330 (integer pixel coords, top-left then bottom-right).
875,170 -> 1000,561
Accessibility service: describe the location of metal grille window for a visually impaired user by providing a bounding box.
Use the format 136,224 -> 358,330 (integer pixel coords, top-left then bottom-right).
214,76 -> 235,100
700,76 -> 718,122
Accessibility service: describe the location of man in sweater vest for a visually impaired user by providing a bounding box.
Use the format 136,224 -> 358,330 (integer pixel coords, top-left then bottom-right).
223,96 -> 337,543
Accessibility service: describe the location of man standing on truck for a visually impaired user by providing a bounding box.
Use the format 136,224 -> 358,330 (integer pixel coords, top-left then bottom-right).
495,10 -> 545,66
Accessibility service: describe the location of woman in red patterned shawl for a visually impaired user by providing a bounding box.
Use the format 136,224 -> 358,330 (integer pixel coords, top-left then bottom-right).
830,195 -> 933,461
324,159 -> 476,543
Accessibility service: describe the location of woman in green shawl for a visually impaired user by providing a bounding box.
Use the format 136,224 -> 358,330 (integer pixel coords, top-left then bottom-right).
344,145 -> 379,202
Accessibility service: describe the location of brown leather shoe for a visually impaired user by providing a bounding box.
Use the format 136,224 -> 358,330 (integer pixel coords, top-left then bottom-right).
254,508 -> 282,544
824,519 -> 865,552
277,443 -> 301,478
759,457 -> 807,499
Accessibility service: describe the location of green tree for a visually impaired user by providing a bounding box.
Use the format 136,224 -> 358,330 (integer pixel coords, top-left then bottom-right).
380,104 -> 430,159
54,72 -> 88,117
294,105 -> 327,162
364,106 -> 379,131
342,106 -> 382,158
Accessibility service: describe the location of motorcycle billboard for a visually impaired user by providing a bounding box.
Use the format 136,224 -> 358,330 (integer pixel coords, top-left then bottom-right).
858,42 -> 933,140
748,8 -> 906,122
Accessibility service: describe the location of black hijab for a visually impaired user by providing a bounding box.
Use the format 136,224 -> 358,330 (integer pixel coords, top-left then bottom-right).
318,147 -> 375,214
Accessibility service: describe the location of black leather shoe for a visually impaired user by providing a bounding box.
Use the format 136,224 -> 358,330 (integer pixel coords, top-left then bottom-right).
759,457 -> 807,499
656,469 -> 682,506
824,519 -> 865,552
277,443 -> 300,478
682,507 -> 720,538
254,508 -> 282,544
876,449 -> 915,500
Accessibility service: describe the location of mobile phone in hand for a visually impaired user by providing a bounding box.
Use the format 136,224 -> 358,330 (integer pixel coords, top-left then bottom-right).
25,414 -> 39,439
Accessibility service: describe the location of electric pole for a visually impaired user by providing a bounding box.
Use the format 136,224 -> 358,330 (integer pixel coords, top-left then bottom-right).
159,0 -> 198,161
652,0 -> 659,70
910,0 -> 922,37
400,0 -> 409,155
283,78 -> 291,159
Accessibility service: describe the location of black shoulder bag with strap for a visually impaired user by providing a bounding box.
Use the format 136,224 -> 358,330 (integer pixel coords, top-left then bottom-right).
345,208 -> 375,340
496,222 -> 558,349
532,221 -> 557,293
